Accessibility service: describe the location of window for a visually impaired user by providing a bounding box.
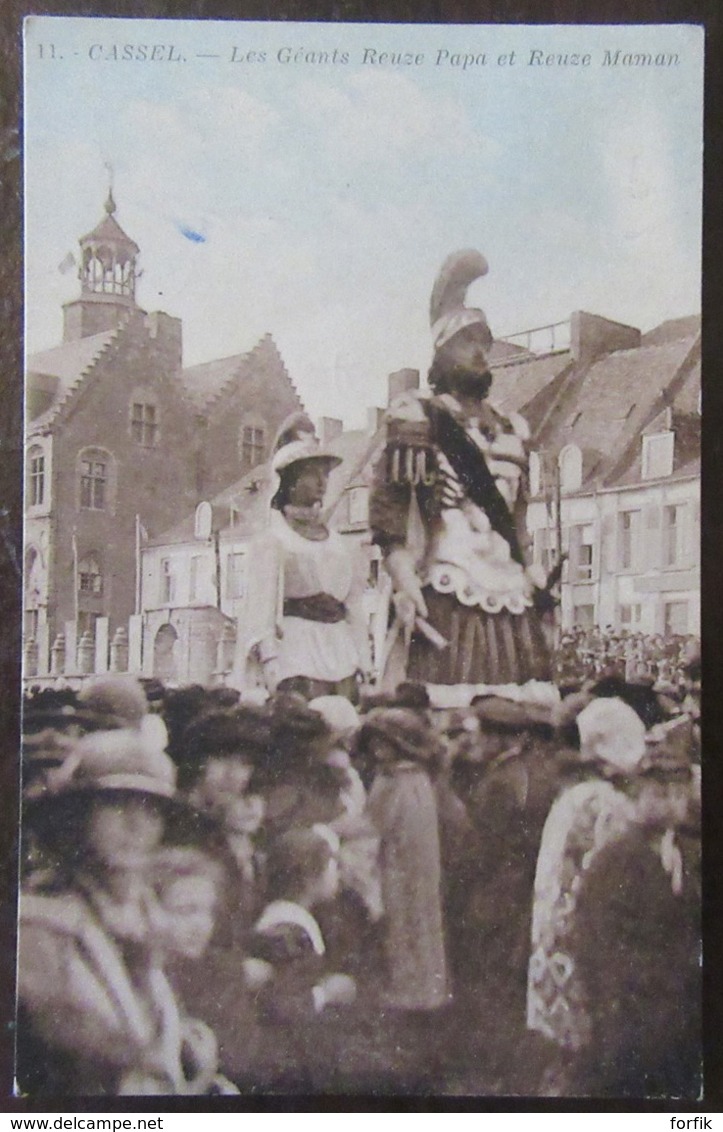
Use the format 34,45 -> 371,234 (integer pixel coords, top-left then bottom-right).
131,401 -> 158,447
570,523 -> 594,582
226,552 -> 246,600
533,527 -> 554,574
619,604 -> 642,628
189,555 -> 203,602
24,547 -> 43,636
78,552 -> 103,595
159,557 -> 175,604
347,487 -> 367,526
240,424 -> 266,469
663,504 -> 686,567
194,501 -> 213,540
27,446 -> 45,507
573,603 -> 595,628
642,432 -> 674,480
24,608 -> 39,639
664,601 -> 688,636
618,510 -> 641,570
528,452 -> 542,498
559,445 -> 582,494
80,457 -> 107,510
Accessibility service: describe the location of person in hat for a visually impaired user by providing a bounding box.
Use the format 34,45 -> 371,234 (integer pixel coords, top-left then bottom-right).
369,250 -> 553,696
234,413 -> 371,702
16,727 -> 208,1095
256,695 -> 350,838
524,697 -> 662,1095
360,707 -> 449,1078
184,706 -> 270,887
169,707 -> 272,1083
448,697 -> 571,1055
560,716 -> 701,1098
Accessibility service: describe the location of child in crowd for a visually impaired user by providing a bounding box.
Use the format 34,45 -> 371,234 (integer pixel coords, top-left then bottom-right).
175,708 -> 271,1080
148,847 -> 238,1095
247,824 -> 356,1088
309,696 -> 382,920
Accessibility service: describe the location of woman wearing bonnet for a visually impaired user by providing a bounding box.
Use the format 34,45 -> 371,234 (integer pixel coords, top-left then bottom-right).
525,698 -> 700,1097
235,414 -> 370,702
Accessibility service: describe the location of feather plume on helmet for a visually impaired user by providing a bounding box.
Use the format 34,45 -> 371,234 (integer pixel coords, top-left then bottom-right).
430,248 -> 493,357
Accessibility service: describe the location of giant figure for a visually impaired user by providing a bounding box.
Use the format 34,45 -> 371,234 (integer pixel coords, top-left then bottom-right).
369,250 -> 554,695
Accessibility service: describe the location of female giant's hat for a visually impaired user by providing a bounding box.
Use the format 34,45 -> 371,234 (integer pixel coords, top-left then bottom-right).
270,412 -> 342,476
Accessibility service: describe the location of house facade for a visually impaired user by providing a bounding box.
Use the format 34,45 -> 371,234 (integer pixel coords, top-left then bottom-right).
525,317 -> 701,635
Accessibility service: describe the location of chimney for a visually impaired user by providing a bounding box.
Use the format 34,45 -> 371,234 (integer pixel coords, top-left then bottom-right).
387,368 -> 419,405
145,311 -> 183,370
571,311 -> 641,367
367,406 -> 385,434
320,417 -> 343,445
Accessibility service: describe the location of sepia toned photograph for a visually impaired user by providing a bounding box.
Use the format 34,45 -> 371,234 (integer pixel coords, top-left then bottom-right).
18,16 -> 703,1099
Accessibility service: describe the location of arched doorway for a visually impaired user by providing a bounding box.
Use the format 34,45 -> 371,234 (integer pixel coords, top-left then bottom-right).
153,623 -> 178,683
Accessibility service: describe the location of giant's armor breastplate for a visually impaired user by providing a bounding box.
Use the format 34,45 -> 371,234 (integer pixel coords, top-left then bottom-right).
384,392 -> 535,615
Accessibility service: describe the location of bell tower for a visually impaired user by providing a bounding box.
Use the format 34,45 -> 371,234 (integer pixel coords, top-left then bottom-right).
62,190 -> 144,342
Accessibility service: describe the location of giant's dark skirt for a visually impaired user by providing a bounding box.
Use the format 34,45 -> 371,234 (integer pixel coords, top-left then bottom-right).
408,588 -> 552,685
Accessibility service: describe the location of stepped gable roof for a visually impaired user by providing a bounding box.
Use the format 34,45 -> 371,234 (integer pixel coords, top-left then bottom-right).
554,336 -> 699,483
180,333 -> 301,412
26,328 -> 120,428
489,349 -> 573,418
641,314 -> 700,346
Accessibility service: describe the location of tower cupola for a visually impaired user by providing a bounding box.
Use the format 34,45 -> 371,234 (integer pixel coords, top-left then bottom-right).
63,191 -> 144,342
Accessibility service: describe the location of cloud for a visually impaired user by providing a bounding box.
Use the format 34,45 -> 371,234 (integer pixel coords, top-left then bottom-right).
295,70 -> 496,171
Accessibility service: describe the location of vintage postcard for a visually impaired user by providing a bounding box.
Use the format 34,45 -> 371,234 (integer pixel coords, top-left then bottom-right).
19,17 -> 702,1099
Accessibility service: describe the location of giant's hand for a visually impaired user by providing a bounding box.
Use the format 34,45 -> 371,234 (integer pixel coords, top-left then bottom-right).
386,547 -> 428,623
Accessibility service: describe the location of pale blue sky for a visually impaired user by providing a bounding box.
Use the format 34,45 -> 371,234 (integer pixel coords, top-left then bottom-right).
24,19 -> 703,427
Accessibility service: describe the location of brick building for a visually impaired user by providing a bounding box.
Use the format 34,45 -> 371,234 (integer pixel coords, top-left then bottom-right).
24,193 -> 303,676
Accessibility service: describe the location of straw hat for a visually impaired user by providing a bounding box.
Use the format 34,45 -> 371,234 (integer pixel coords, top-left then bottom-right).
270,413 -> 342,476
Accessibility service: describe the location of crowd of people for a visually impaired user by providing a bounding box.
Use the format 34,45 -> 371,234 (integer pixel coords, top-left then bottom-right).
17,657 -> 701,1098
554,628 -> 701,692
